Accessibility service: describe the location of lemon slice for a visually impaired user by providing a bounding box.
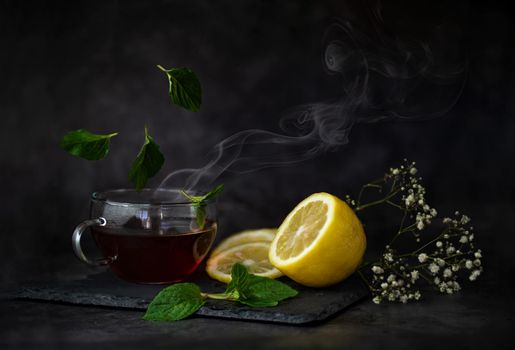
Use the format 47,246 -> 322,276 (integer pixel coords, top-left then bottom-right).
269,192 -> 366,287
206,242 -> 283,283
210,228 -> 276,257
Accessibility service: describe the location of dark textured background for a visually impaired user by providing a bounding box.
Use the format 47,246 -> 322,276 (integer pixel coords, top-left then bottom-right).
0,0 -> 513,284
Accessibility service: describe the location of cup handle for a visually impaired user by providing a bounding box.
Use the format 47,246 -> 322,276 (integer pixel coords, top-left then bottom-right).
72,217 -> 114,266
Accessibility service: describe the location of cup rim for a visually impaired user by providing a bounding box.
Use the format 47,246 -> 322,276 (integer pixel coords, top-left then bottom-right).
91,188 -> 210,207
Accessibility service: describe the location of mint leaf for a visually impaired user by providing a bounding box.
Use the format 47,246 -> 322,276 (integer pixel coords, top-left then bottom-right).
240,276 -> 298,307
143,283 -> 205,321
128,126 -> 165,191
181,184 -> 224,229
157,65 -> 201,112
193,204 -> 207,229
226,262 -> 249,296
201,184 -> 225,201
61,129 -> 118,160
227,263 -> 298,307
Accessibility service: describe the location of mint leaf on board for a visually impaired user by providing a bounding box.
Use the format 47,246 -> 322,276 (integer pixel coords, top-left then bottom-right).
128,126 -> 165,191
181,184 -> 224,229
157,65 -> 202,112
143,283 -> 205,321
61,129 -> 118,160
228,263 -> 298,307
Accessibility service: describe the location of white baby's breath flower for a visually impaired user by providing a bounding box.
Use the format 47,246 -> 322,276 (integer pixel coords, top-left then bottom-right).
392,168 -> 400,175
452,281 -> 461,291
372,266 -> 384,274
446,246 -> 455,255
400,295 -> 408,304
405,194 -> 415,207
430,208 -> 437,217
443,217 -> 452,224
418,253 -> 428,263
417,221 -> 425,230
460,215 -> 470,225
372,296 -> 381,304
410,167 -> 418,175
473,259 -> 481,267
384,252 -> 394,262
436,241 -> 443,248
474,250 -> 482,259
387,274 -> 396,283
429,263 -> 440,274
469,269 -> 481,281
410,270 -> 419,281
459,235 -> 468,244
381,282 -> 388,289
465,260 -> 473,269
443,268 -> 452,278
434,277 -> 440,284
436,258 -> 445,267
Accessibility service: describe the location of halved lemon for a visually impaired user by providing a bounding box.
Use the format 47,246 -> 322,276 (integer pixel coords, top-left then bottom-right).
206,241 -> 283,283
269,192 -> 366,287
210,228 -> 276,257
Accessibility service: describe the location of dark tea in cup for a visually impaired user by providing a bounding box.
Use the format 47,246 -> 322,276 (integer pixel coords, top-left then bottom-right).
72,189 -> 217,284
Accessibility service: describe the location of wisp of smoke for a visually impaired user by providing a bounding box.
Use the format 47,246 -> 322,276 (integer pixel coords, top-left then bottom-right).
159,19 -> 466,193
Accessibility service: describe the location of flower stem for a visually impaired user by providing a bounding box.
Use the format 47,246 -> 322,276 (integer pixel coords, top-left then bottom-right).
356,190 -> 400,211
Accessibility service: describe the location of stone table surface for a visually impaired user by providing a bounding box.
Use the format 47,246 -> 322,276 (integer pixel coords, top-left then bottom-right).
0,265 -> 513,350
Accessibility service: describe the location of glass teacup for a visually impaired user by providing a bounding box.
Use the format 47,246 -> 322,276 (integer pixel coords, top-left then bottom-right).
71,189 -> 217,284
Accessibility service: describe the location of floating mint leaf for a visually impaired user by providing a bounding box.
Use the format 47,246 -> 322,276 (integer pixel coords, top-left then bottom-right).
157,65 -> 201,112
128,126 -> 165,191
143,283 -> 205,321
61,129 -> 118,160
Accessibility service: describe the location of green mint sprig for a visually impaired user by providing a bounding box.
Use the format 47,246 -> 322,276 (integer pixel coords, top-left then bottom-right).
143,263 -> 298,322
181,184 -> 224,229
60,129 -> 118,160
128,126 -> 165,191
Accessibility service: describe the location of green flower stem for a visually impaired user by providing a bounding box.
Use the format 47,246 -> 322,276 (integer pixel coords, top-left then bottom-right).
411,229 -> 449,255
357,182 -> 383,207
358,270 -> 381,292
355,190 -> 400,211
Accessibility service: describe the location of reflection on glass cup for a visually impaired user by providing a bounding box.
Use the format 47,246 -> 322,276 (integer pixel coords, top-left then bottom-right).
72,189 -> 217,284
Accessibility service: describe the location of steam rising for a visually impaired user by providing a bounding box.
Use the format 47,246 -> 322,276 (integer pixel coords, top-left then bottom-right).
159,20 -> 466,192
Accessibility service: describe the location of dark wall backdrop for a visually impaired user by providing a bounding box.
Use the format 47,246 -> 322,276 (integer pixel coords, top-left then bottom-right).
1,0 -> 514,283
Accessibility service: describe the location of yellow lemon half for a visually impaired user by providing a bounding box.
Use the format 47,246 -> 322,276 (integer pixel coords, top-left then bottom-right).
269,192 -> 366,287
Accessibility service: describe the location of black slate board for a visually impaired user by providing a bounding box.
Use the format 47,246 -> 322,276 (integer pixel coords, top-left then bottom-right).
2,271 -> 369,324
